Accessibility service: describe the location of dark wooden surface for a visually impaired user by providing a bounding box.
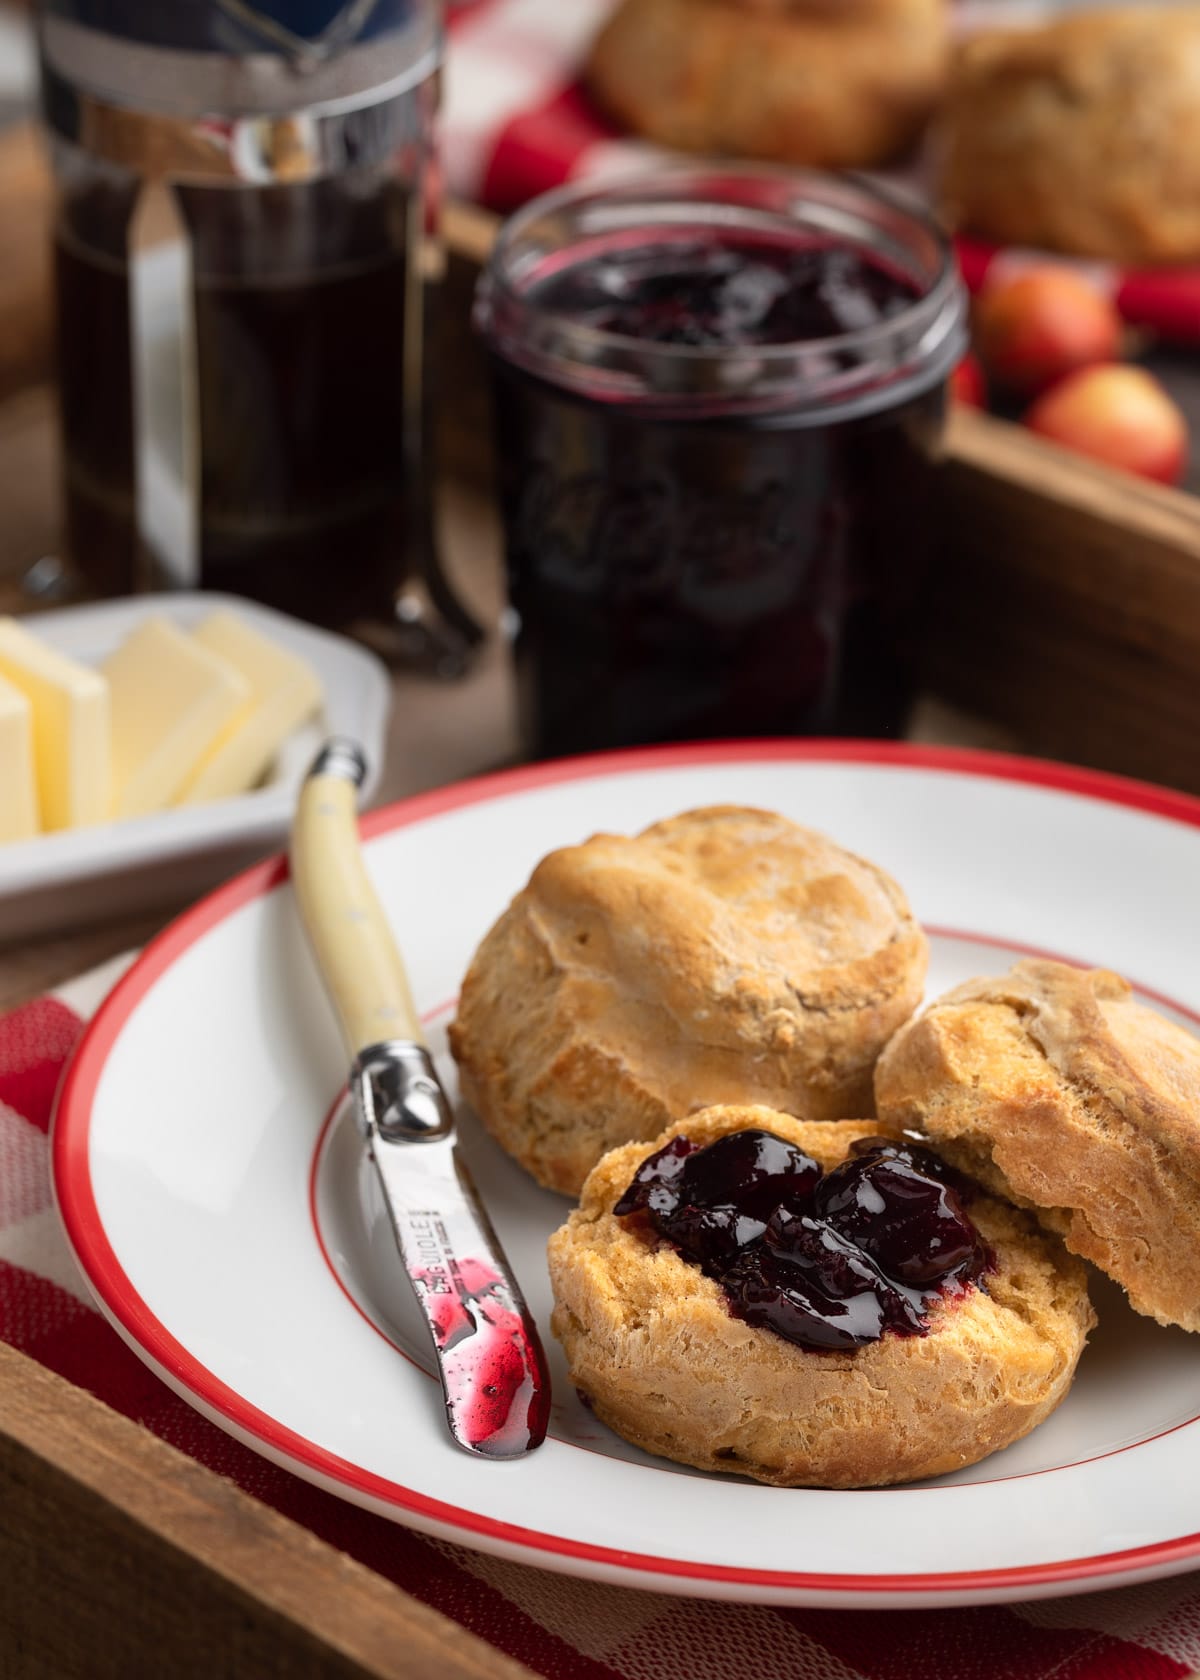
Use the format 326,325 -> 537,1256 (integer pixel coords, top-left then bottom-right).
0,1343 -> 537,1680
0,121 -> 50,394
927,405 -> 1200,792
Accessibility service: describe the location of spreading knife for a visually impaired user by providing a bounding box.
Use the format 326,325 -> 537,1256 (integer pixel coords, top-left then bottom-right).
290,739 -> 551,1458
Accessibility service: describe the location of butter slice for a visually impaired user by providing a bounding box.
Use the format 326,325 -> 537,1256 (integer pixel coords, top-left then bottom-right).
0,617 -> 109,832
175,612 -> 323,805
0,675 -> 38,842
103,618 -> 250,819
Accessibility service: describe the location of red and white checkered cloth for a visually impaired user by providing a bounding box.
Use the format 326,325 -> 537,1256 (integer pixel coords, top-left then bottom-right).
6,965 -> 1200,1679
441,0 -> 1200,344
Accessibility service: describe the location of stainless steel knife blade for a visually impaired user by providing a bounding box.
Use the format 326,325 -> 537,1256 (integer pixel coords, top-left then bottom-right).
291,740 -> 551,1459
352,1039 -> 550,1458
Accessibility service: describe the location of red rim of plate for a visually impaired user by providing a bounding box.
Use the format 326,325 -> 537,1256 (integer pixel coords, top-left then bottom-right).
50,740 -> 1200,1598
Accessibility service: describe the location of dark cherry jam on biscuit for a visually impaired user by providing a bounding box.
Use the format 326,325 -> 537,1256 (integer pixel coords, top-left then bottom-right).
614,1130 -> 990,1354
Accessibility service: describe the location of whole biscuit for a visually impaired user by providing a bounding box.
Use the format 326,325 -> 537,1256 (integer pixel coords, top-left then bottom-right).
548,1105 -> 1094,1488
449,806 -> 928,1194
586,0 -> 947,171
875,960 -> 1200,1331
941,6 -> 1200,264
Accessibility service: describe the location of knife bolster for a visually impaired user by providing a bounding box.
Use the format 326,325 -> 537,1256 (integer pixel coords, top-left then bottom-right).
353,1042 -> 456,1145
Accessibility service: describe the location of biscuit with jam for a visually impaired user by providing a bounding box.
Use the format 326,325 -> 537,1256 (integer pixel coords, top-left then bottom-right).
548,1106 -> 1093,1487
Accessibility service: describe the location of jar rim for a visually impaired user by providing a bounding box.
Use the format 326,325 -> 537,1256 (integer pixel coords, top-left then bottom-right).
474,164 -> 967,421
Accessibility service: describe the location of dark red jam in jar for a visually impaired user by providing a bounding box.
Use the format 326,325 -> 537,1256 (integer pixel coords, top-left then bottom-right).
474,170 -> 967,758
613,1130 -> 991,1353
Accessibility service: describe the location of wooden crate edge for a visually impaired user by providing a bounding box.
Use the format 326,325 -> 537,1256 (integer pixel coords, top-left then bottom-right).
0,1342 -> 536,1680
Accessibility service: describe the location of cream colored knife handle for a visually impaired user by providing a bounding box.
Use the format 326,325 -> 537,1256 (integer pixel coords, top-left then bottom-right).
290,741 -> 423,1058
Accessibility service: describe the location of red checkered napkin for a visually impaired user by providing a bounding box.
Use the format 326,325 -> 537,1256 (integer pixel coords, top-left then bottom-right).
441,0 -> 1200,345
4,968 -> 1200,1679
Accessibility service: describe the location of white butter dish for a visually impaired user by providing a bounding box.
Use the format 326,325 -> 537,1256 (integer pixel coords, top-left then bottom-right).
0,592 -> 390,943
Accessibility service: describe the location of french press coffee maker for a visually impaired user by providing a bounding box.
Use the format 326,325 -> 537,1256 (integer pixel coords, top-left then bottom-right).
36,0 -> 479,668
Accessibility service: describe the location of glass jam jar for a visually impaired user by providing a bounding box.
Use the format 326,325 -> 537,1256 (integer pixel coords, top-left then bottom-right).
474,168 -> 968,758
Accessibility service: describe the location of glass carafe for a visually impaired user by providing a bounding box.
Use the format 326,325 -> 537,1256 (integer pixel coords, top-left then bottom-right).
38,0 -> 479,668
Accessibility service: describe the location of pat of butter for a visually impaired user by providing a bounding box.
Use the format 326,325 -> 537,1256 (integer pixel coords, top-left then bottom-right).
0,674 -> 38,842
175,612 -> 323,805
103,618 -> 250,819
0,617 -> 109,832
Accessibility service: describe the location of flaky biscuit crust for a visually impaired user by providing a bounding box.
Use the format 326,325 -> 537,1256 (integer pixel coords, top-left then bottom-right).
941,5 -> 1200,264
586,0 -> 947,171
875,960 -> 1200,1331
449,806 -> 928,1194
548,1106 -> 1093,1488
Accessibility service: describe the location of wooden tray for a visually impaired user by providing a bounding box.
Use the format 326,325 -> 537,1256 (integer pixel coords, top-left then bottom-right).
0,1344 -> 535,1680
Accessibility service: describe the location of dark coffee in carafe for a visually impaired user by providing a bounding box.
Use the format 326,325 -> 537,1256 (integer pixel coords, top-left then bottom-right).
39,0 -> 445,632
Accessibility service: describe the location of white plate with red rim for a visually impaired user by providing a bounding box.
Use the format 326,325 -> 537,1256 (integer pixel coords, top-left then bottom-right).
52,742 -> 1200,1609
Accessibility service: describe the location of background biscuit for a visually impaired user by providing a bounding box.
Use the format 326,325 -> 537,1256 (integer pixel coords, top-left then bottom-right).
451,806 -> 928,1194
876,960 -> 1200,1332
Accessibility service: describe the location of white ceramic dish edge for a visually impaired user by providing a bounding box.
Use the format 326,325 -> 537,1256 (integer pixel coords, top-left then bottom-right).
0,592 -> 390,941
